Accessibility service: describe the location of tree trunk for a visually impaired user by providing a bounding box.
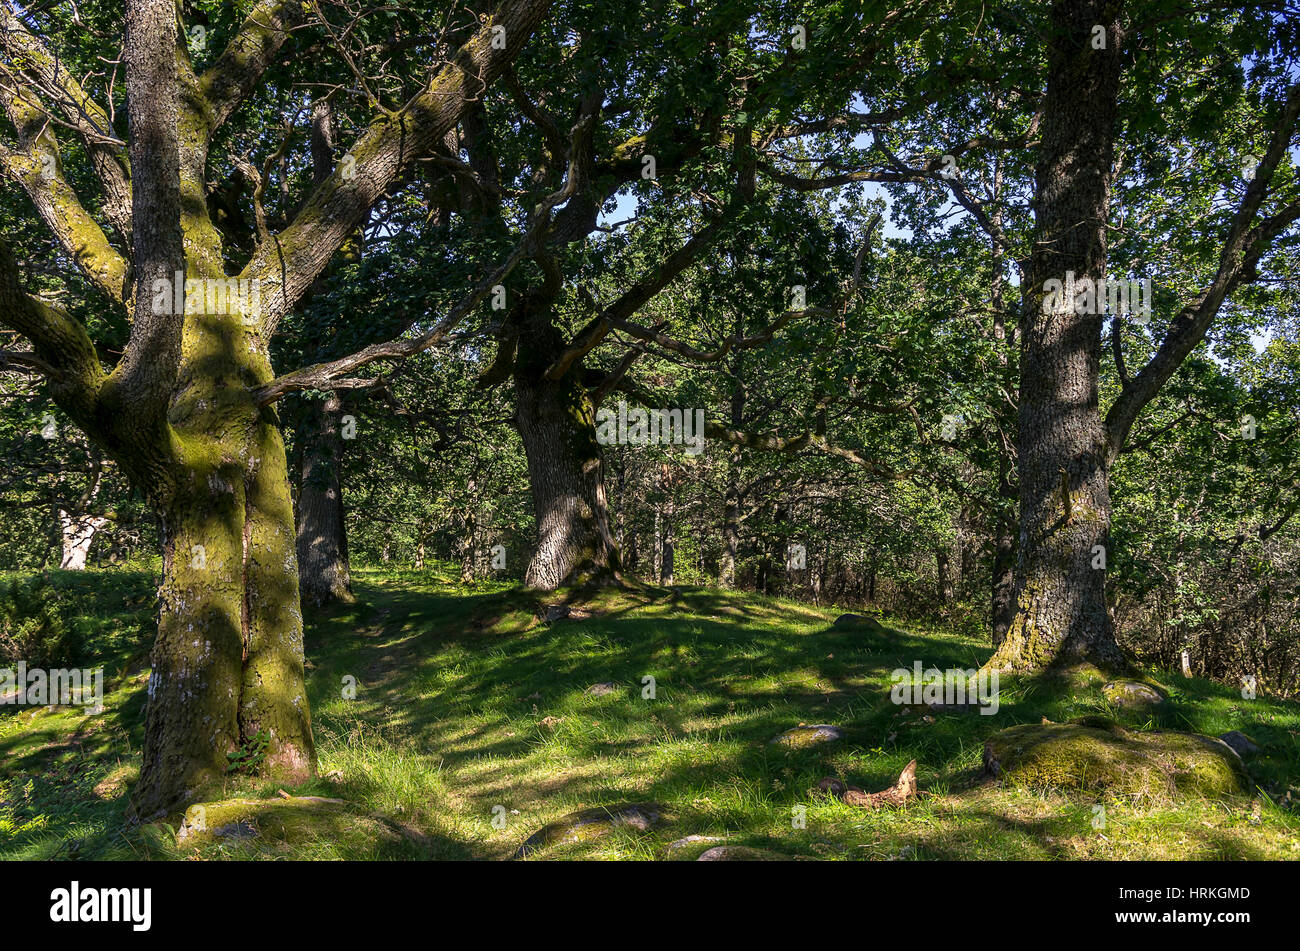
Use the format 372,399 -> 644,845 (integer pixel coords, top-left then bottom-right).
129,281 -> 314,819
658,463 -> 676,585
988,121 -> 1018,650
721,329 -> 746,588
660,522 -> 675,585
58,510 -> 109,569
991,463 -> 1018,647
720,474 -> 740,588
990,0 -> 1129,673
131,405 -> 313,820
936,546 -> 954,603
294,392 -> 353,607
515,372 -> 620,588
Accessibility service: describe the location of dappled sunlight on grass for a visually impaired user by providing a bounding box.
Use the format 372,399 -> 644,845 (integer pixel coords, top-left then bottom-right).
3,563 -> 1299,860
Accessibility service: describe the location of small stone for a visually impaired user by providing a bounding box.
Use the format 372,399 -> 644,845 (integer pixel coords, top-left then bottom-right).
585,682 -> 619,697
212,819 -> 259,840
1101,680 -> 1169,709
770,724 -> 844,748
696,845 -> 789,861
666,834 -> 723,852
513,803 -> 664,858
816,777 -> 848,797
541,605 -> 594,623
1218,731 -> 1260,757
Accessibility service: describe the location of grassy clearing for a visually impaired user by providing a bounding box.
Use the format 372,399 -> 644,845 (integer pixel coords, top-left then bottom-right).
2,564 -> 1299,860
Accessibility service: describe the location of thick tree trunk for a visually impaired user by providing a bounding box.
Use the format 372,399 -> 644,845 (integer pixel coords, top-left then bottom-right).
991,0 -> 1129,673
132,415 -> 313,819
294,393 -> 353,607
130,320 -> 314,820
515,372 -> 620,588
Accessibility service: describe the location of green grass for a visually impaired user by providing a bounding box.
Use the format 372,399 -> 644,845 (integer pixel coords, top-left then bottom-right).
3,563 -> 1300,860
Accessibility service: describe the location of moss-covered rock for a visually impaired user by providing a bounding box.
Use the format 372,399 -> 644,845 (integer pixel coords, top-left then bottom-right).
833,613 -> 887,633
1102,679 -> 1168,709
983,723 -> 1248,799
512,803 -> 663,858
770,724 -> 844,748
175,795 -> 370,849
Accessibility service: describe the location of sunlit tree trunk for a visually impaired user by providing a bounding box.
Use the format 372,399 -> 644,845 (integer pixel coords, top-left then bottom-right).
58,511 -> 109,569
990,0 -> 1129,673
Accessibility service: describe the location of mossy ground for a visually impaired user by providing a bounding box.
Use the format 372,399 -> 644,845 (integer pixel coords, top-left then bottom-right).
3,563 -> 1300,860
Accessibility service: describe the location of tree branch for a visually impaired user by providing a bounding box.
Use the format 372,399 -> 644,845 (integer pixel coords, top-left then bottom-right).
199,0 -> 306,132
1105,80 -> 1300,458
0,78 -> 130,302
241,0 -> 554,334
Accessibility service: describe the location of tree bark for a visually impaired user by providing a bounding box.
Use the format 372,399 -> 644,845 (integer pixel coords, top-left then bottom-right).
936,546 -> 954,603
991,463 -> 1018,647
515,371 -> 620,588
58,510 -> 109,569
990,0 -> 1129,673
131,330 -> 314,820
294,392 -> 353,607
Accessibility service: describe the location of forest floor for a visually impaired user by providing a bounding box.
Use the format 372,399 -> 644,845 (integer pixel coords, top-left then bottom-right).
3,564 -> 1300,860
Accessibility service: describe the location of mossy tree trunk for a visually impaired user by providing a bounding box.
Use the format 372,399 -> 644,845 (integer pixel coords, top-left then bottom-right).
990,0 -> 1129,673
0,0 -> 554,818
133,300 -> 314,820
